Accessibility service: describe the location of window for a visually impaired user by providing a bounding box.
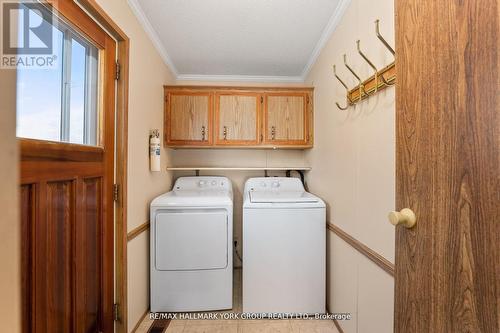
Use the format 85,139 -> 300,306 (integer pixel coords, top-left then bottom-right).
16,8 -> 99,146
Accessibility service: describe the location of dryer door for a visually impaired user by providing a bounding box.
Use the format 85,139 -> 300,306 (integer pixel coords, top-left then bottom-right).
155,209 -> 228,270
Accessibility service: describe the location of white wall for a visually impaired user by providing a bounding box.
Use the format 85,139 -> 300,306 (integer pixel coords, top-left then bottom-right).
305,0 -> 395,331
94,0 -> 175,330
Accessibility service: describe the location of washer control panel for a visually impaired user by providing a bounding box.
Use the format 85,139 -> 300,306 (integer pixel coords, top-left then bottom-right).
247,177 -> 304,192
174,176 -> 231,191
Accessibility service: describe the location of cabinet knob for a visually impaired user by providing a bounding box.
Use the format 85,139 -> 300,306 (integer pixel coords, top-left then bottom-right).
201,126 -> 206,141
223,126 -> 228,140
271,126 -> 276,140
388,208 -> 416,228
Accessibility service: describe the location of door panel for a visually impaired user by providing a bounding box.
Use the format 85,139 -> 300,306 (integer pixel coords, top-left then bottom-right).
215,93 -> 260,145
76,177 -> 102,333
20,185 -> 34,332
166,92 -> 213,145
19,1 -> 116,332
264,93 -> 307,145
394,0 -> 499,332
42,181 -> 75,333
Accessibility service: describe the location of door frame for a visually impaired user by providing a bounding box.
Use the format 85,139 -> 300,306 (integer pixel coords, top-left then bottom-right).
73,1 -> 130,332
19,1 -> 117,331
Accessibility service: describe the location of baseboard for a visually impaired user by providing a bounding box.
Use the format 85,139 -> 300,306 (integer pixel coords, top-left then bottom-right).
127,220 -> 150,242
326,222 -> 394,276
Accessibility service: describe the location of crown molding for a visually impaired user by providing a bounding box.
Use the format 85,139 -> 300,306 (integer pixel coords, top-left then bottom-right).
127,0 -> 178,77
127,0 -> 351,83
300,0 -> 351,80
176,74 -> 304,83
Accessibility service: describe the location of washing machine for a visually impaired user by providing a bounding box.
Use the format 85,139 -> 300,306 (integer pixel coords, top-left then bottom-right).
243,177 -> 325,314
150,176 -> 233,312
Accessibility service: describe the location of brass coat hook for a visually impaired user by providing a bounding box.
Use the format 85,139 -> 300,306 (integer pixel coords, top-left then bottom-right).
343,54 -> 367,100
333,65 -> 354,110
375,19 -> 395,56
357,40 -> 394,87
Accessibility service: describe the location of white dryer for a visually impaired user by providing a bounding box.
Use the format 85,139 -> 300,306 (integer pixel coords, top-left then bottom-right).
150,177 -> 233,312
243,177 -> 325,314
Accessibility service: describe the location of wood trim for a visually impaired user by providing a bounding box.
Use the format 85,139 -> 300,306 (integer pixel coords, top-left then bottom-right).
73,1 -> 130,333
164,85 -> 314,92
348,61 -> 395,102
20,138 -> 104,162
76,0 -> 128,40
326,222 -> 394,276
114,35 -> 129,333
161,144 -> 313,149
127,221 -> 150,242
47,0 -> 106,48
130,308 -> 150,333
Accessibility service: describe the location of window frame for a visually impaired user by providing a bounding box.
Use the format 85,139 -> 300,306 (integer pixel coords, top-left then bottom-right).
16,5 -> 100,146
58,22 -> 99,145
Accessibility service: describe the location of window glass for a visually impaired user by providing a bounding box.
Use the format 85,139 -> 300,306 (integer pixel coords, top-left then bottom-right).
16,28 -> 64,141
69,38 -> 86,143
16,9 -> 100,146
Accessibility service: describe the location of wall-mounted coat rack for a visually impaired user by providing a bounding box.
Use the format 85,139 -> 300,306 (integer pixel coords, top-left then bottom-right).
334,20 -> 396,110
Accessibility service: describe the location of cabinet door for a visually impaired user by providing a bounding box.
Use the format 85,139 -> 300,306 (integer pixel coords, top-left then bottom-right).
215,92 -> 261,145
165,91 -> 213,146
264,93 -> 309,145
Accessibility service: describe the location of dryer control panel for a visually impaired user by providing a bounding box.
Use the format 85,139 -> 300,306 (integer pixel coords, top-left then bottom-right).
244,177 -> 305,193
174,177 -> 231,191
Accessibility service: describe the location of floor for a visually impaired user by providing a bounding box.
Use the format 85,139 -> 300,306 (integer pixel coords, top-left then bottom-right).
135,269 -> 339,333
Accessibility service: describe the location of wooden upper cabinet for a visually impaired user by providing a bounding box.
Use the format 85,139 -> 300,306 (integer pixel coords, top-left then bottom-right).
164,86 -> 313,148
264,92 -> 309,145
165,91 -> 213,145
215,92 -> 261,146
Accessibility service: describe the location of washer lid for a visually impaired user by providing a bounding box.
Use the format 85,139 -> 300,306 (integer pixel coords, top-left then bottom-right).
151,190 -> 232,207
250,191 -> 319,203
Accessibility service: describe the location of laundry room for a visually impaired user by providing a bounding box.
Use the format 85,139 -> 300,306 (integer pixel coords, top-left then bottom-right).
2,0 -> 498,333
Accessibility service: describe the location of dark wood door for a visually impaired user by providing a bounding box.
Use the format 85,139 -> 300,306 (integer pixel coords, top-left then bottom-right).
20,1 -> 116,332
394,0 -> 499,332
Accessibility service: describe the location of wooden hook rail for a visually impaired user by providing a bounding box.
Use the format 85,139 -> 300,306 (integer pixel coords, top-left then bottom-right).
333,19 -> 396,110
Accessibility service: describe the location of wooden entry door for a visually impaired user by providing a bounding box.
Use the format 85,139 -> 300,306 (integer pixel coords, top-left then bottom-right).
19,1 -> 116,332
394,0 -> 499,332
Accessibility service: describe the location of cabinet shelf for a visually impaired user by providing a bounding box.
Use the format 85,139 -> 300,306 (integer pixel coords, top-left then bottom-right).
166,166 -> 311,171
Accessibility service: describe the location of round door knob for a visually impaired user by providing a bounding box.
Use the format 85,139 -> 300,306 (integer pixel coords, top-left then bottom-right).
388,208 -> 416,228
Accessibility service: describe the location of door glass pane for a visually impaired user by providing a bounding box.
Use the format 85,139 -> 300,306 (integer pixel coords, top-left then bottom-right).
16,28 -> 64,142
16,9 -> 100,146
69,38 -> 86,144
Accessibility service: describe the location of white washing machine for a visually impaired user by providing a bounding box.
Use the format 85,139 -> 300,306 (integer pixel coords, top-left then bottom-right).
150,176 -> 233,312
243,177 -> 326,314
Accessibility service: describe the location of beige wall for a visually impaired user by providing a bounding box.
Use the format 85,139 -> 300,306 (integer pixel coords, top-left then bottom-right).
172,80 -> 310,268
95,0 -> 175,330
0,68 -> 21,332
171,149 -> 308,267
305,0 -> 395,331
